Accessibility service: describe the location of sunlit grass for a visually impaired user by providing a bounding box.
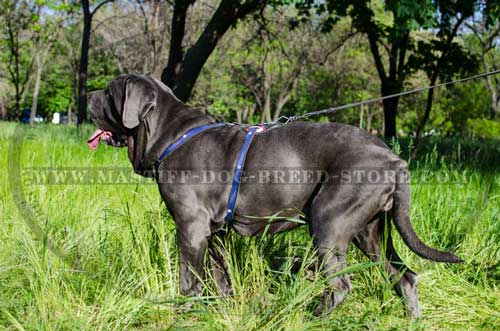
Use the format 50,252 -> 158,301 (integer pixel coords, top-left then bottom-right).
0,122 -> 499,330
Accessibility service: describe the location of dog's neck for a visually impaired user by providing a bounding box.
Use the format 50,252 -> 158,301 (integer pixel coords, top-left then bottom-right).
138,93 -> 214,171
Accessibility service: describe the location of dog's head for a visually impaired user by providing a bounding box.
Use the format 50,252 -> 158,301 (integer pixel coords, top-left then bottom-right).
88,74 -> 158,145
88,74 -> 160,174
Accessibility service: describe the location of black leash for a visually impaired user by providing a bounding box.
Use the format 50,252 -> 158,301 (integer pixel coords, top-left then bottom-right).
273,69 -> 500,124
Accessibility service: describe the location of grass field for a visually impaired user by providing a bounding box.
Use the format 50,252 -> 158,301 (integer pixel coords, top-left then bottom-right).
0,121 -> 499,330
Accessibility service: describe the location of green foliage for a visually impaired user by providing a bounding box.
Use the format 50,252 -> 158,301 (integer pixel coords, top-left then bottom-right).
408,40 -> 479,81
40,30 -> 118,118
324,0 -> 436,36
467,118 -> 500,138
437,82 -> 490,134
37,65 -> 74,114
484,0 -> 500,26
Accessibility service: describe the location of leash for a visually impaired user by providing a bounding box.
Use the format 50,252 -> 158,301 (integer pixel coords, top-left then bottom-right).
273,69 -> 500,124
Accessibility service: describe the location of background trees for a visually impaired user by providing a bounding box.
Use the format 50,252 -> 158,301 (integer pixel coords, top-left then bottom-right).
161,0 -> 267,102
77,0 -> 115,124
0,0 -> 499,139
0,0 -> 40,118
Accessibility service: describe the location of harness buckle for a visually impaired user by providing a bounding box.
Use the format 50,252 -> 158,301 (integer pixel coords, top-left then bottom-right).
245,125 -> 266,133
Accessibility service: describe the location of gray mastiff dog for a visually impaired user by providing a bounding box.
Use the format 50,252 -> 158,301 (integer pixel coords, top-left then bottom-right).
88,74 -> 461,319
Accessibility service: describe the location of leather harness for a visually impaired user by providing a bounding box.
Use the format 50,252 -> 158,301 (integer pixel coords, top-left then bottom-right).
154,123 -> 267,225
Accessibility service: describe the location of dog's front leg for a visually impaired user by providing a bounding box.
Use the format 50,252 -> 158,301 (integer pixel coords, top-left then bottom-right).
175,217 -> 211,296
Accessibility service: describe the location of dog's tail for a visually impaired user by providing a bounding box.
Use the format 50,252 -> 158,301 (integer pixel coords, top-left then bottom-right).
392,169 -> 462,263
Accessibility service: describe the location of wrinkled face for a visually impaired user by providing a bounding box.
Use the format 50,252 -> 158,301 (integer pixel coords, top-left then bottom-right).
88,75 -> 157,149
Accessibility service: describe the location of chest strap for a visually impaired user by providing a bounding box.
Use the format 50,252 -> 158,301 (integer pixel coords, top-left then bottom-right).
225,126 -> 258,224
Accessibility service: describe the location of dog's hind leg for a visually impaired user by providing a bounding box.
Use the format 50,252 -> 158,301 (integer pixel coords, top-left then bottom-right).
312,243 -> 351,316
308,178 -> 398,315
353,217 -> 421,319
309,213 -> 352,315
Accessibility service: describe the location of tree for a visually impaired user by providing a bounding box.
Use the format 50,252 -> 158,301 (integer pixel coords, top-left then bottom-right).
29,1 -> 73,126
467,2 -> 500,119
192,8 -> 356,124
292,0 -> 483,139
0,0 -> 40,117
59,24 -> 81,124
412,1 -> 477,150
77,0 -> 114,125
231,12 -> 314,122
288,32 -> 385,132
161,0 -> 267,102
232,11 -> 354,122
323,0 -> 437,138
95,0 -> 170,76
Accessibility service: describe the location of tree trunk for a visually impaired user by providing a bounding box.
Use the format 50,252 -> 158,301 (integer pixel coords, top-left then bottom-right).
359,105 -> 364,129
272,67 -> 301,122
262,91 -> 272,123
68,106 -> 73,125
29,53 -> 43,126
366,109 -> 374,132
14,84 -> 21,118
414,76 -> 437,148
367,32 -> 405,139
163,0 -> 265,102
77,0 -> 92,125
483,53 -> 499,118
7,21 -> 22,116
382,98 -> 398,138
5,10 -> 37,118
0,98 -> 7,120
69,59 -> 79,125
161,0 -> 192,88
468,22 -> 500,119
381,82 -> 401,139
173,0 -> 240,101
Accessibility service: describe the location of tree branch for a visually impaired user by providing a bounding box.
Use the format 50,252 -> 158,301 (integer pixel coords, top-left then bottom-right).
367,32 -> 387,82
91,0 -> 114,17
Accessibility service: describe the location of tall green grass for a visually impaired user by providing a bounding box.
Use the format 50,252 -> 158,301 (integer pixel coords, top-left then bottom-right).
0,122 -> 499,330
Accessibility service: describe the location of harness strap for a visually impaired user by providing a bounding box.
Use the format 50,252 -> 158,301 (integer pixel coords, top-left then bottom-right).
225,126 -> 258,224
155,122 -> 227,167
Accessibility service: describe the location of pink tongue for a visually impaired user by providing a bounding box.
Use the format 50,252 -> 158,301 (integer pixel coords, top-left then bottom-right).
87,129 -> 111,150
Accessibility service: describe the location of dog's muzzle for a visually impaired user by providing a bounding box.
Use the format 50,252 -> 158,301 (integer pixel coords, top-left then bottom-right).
88,129 -> 128,149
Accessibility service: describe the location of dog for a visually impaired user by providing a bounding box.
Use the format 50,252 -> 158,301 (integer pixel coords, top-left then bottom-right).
88,74 -> 461,318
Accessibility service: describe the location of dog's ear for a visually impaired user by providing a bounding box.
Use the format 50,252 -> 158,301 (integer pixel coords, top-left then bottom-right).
122,76 -> 157,129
